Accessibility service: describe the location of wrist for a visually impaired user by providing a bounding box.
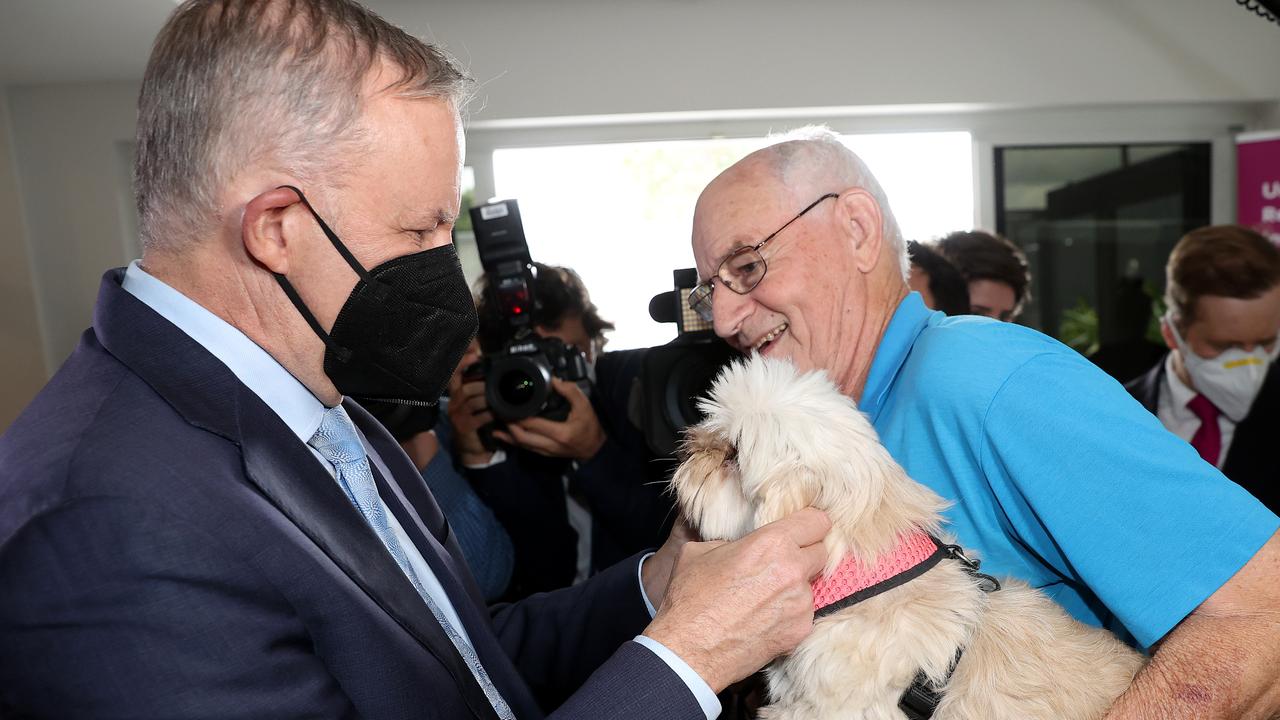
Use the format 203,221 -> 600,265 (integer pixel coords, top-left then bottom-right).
460,450 -> 495,467
640,549 -> 672,609
642,620 -> 729,694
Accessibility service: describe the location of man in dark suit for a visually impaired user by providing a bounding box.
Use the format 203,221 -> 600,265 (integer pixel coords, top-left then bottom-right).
0,1 -> 831,717
1126,225 -> 1280,514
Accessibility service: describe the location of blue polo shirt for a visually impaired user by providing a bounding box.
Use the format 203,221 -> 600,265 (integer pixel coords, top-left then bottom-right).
863,292 -> 1279,650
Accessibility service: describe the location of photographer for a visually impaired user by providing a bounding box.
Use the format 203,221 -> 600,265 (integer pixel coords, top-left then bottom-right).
451,263 -> 674,600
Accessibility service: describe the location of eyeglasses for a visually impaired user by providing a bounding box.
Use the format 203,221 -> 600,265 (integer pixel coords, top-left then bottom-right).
688,192 -> 838,322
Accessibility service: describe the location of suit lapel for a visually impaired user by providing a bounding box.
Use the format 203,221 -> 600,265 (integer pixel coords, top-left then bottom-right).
350,401 -> 480,603
1136,359 -> 1164,414
238,406 -> 499,720
92,269 -> 497,720
351,403 -> 542,718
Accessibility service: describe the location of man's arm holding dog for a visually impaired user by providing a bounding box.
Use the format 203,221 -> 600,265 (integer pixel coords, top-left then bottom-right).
1104,530 -> 1280,720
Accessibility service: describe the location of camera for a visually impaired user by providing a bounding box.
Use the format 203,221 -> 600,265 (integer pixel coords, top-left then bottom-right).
471,334 -> 591,422
635,269 -> 740,457
469,198 -> 592,424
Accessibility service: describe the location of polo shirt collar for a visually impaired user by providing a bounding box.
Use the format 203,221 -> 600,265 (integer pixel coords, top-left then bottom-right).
860,291 -> 934,421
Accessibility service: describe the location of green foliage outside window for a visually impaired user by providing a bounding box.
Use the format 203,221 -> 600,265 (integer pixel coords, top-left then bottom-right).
1059,297 -> 1100,356
1058,282 -> 1167,357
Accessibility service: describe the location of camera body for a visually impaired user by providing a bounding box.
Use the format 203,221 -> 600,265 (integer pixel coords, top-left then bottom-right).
474,332 -> 592,423
469,198 -> 593,424
636,268 -> 740,457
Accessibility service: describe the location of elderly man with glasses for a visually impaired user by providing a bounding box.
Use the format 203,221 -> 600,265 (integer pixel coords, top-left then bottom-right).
689,127 -> 1280,718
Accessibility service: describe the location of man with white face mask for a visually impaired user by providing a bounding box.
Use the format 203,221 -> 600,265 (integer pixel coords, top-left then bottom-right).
1128,225 -> 1280,513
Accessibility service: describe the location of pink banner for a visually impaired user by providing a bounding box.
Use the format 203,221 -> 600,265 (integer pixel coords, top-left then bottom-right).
1237,131 -> 1280,245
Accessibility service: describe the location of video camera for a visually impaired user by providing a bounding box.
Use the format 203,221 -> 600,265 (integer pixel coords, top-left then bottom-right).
468,199 -> 592,424
635,269 -> 740,457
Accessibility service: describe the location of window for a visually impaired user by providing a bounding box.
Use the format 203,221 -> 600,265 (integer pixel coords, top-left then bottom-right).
492,131 -> 973,350
995,143 -> 1211,364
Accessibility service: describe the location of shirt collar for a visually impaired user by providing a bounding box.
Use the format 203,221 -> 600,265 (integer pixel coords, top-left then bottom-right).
860,291 -> 935,421
121,260 -> 327,443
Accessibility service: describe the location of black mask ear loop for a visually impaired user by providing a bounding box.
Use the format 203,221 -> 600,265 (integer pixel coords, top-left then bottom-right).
271,185 -> 369,363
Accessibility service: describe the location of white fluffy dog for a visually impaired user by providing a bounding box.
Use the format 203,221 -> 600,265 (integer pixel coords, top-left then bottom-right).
672,356 -> 1144,720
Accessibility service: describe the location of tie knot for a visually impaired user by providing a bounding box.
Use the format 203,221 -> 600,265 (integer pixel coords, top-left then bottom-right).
309,406 -> 366,467
1187,393 -> 1220,423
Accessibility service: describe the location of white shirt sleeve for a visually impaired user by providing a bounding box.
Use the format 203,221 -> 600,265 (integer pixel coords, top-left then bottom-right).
635,553 -> 722,719
462,447 -> 507,469
631,636 -> 723,719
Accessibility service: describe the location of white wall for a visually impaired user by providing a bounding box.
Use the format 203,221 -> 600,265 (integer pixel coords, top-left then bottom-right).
0,92 -> 48,432
380,0 -> 1280,122
1259,101 -> 1280,130
6,82 -> 140,369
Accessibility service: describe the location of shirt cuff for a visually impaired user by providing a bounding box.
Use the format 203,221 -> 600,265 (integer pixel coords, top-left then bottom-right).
637,551 -> 658,617
632,635 -> 722,720
462,447 -> 506,470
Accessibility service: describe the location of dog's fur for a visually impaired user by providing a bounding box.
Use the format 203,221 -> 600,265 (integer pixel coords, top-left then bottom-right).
672,356 -> 1145,720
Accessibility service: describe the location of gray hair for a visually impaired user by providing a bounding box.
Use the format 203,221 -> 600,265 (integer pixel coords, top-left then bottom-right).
761,126 -> 909,281
135,0 -> 472,253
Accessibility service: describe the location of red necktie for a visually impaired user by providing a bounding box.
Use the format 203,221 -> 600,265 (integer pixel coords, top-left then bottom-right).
1187,393 -> 1221,466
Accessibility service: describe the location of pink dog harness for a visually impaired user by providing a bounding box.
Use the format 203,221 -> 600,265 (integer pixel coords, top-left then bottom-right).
809,532 -> 1001,719
811,532 -> 945,617
811,533 -> 1000,619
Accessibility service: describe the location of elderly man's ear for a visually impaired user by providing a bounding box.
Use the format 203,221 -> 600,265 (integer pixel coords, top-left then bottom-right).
241,186 -> 309,275
835,189 -> 885,273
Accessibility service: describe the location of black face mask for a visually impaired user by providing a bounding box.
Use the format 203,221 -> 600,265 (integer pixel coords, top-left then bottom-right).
361,399 -> 440,443
273,185 -> 478,407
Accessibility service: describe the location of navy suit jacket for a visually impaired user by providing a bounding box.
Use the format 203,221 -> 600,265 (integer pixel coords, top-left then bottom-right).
1126,355 -> 1280,514
0,269 -> 701,720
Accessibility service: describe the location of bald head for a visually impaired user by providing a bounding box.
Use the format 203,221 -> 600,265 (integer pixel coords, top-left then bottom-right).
699,127 -> 908,281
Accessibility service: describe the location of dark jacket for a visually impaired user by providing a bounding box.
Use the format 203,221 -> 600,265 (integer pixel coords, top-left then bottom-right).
1125,355 -> 1280,514
0,269 -> 700,720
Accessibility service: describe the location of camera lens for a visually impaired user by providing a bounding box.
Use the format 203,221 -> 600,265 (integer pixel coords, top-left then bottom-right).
486,354 -> 553,422
637,337 -> 739,457
498,369 -> 537,406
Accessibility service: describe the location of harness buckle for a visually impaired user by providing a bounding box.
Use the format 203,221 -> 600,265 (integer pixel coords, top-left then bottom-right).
941,543 -> 1001,593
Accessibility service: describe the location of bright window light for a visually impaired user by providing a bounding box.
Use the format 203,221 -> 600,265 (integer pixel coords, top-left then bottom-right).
493,131 -> 973,350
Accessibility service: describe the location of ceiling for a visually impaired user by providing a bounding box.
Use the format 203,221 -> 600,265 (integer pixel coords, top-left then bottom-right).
2,0 -> 1278,116
0,0 -> 174,85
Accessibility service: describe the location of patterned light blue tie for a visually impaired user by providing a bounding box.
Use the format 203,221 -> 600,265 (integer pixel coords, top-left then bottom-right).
309,406 -> 515,720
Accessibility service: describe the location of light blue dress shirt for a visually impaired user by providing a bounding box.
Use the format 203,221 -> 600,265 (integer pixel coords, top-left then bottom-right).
121,261 -> 720,717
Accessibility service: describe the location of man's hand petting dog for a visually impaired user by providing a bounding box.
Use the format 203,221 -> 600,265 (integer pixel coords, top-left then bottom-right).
492,377 -> 607,462
641,507 -> 832,694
